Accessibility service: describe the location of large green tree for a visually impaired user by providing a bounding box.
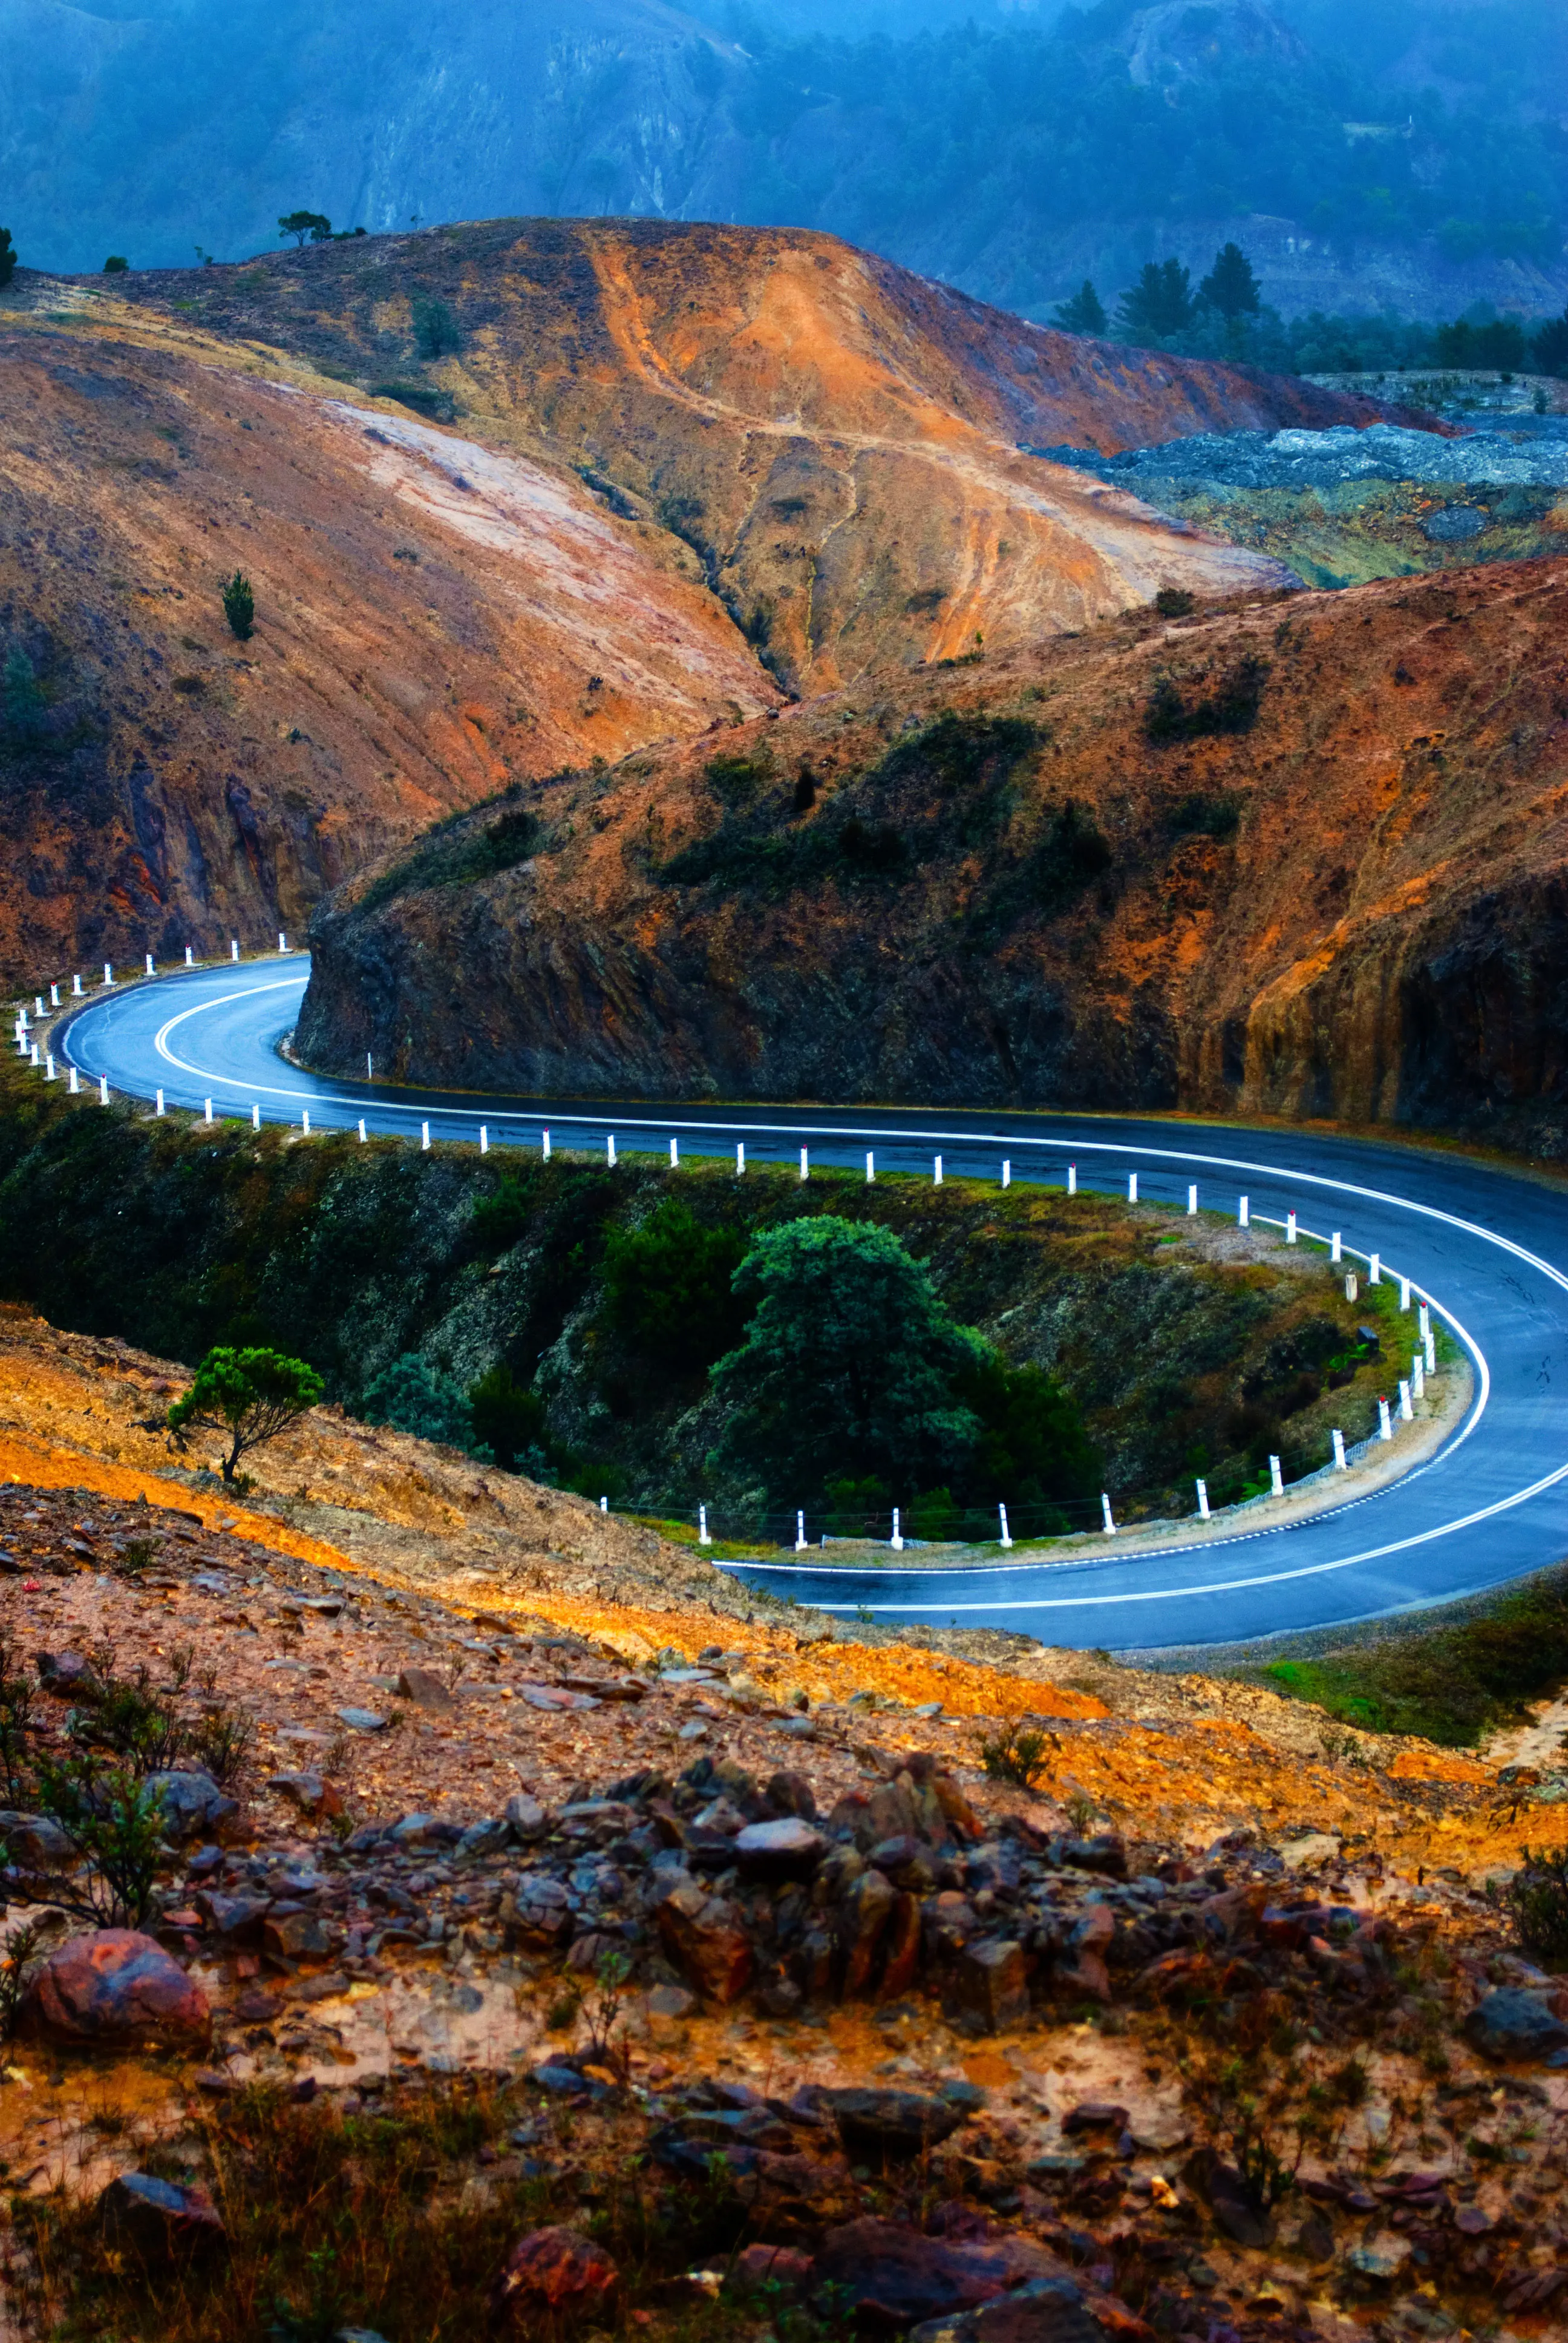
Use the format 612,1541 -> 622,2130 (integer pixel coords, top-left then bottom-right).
1198,241 -> 1261,321
1117,258 -> 1195,341
277,210 -> 332,247
708,1217 -> 985,1501
1053,279 -> 1107,335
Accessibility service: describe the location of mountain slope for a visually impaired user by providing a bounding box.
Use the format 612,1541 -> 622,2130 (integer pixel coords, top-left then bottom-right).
296,556 -> 1568,1154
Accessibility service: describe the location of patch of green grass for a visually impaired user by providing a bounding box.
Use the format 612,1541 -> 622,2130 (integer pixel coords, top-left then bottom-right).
1257,1564 -> 1568,1745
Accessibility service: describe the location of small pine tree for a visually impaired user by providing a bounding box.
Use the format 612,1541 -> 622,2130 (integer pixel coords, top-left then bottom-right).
1117,259 -> 1194,341
0,229 -> 15,289
1535,310 -> 1568,378
221,572 -> 255,641
1053,280 -> 1108,336
1199,242 -> 1262,322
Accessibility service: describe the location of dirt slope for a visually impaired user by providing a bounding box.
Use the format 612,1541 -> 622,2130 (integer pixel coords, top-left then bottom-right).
299,557 -> 1568,1152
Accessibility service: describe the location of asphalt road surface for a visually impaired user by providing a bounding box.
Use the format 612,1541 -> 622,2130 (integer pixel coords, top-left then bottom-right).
51,955 -> 1568,1653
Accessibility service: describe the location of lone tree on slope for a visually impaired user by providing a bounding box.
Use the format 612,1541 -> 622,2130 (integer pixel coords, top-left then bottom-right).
0,229 -> 15,289
278,211 -> 332,247
1053,280 -> 1107,336
221,571 -> 255,641
168,1346 -> 324,1485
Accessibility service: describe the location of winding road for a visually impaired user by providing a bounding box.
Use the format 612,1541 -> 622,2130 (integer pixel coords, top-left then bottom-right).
47,955 -> 1568,1654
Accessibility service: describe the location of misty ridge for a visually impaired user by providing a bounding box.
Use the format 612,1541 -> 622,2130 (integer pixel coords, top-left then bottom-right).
1,0 -> 1566,353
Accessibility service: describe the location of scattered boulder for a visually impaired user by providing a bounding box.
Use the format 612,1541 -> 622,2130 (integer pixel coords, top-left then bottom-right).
0,1809 -> 73,1870
942,1939 -> 1029,2036
655,1879 -> 753,2003
504,1794 -> 552,1842
491,2226 -> 619,2324
396,1667 -> 456,1712
1465,1988 -> 1568,2062
731,2243 -> 817,2295
263,1910 -> 344,1962
266,1771 -> 343,1818
25,1929 -> 211,2047
97,2171 -> 226,2264
35,1651 -> 97,1698
734,1818 -> 826,1878
815,2218 -> 1060,2325
821,2088 -> 965,2160
143,1769 -> 236,1841
1060,2102 -> 1128,2137
910,2281 -> 1104,2343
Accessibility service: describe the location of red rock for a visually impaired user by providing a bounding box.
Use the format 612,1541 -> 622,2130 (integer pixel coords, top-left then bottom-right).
396,1666 -> 455,1711
731,2243 -> 815,2295
943,1939 -> 1029,2035
25,1930 -> 211,2048
838,1867 -> 897,1997
491,2226 -> 619,2324
97,2171 -> 226,2263
879,1891 -> 922,2001
1061,2102 -> 1129,2136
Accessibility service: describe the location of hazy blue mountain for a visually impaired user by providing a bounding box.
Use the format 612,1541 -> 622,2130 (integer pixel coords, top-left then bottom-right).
2,0 -> 1564,322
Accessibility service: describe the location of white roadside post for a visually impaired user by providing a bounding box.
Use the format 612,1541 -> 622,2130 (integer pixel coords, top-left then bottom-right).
670,1136 -> 679,1168
800,1146 -> 809,1181
698,1506 -> 710,1547
1238,1194 -> 1249,1227
600,1496 -> 608,1514
1399,1277 -> 1411,1311
736,1142 -> 745,1175
32,995 -> 41,1017
866,1151 -> 875,1184
1345,1272 -> 1359,1302
203,1098 -> 212,1122
1067,1163 -> 1077,1194
1269,1454 -> 1284,1497
155,1089 -> 165,1115
998,1503 -> 1012,1549
891,1507 -> 903,1552
1332,1429 -> 1346,1470
69,1067 -> 80,1094
421,1121 -> 430,1151
145,954 -> 154,975
795,1511 -> 807,1553
933,1156 -> 942,1186
185,947 -> 193,966
99,1076 -> 109,1105
1128,1172 -> 1138,1203
302,1110 -> 310,1136
542,1129 -> 550,1160
49,985 -> 59,1007
1101,1492 -> 1117,1535
357,1119 -> 367,1143
1196,1478 -> 1210,1520
44,1054 -> 54,1081
1001,1160 -> 1010,1188
480,1127 -> 488,1155
1330,1232 -> 1342,1262
103,963 -> 113,986
1368,1252 -> 1381,1284
278,932 -> 287,952
230,940 -> 239,962
1419,1302 -> 1431,1342
28,1044 -> 37,1067
1413,1351 -> 1425,1400
1425,1328 -> 1436,1374
607,1135 -> 616,1167
72,974 -> 82,996
366,1054 -> 373,1083
1287,1211 -> 1297,1245
252,1105 -> 261,1130
1187,1184 -> 1198,1214
1399,1378 -> 1413,1421
1378,1397 -> 1393,1441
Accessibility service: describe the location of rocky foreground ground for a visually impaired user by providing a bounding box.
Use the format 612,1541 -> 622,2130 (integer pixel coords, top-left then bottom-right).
0,1448 -> 1563,2341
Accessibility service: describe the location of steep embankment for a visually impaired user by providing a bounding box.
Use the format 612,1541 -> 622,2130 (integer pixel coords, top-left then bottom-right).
1,215 -> 1423,983
299,557 -> 1568,1151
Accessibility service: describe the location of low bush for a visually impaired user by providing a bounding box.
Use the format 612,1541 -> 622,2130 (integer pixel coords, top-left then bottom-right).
1146,653 -> 1269,744
1504,1848 -> 1568,1963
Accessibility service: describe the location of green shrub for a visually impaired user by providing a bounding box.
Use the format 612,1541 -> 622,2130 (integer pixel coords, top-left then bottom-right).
977,1721 -> 1056,1789
360,1354 -> 479,1453
1154,586 -> 1195,618
1034,799 -> 1111,913
1146,654 -> 1269,744
602,1199 -> 749,1374
956,1351 -> 1102,1506
1505,1849 -> 1568,1964
411,296 -> 460,359
1169,791 -> 1240,841
27,1757 -> 164,1928
468,1364 -> 549,1474
103,255 -> 129,274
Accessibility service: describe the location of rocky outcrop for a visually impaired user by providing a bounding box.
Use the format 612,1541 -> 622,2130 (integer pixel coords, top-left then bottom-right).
299,556 -> 1568,1153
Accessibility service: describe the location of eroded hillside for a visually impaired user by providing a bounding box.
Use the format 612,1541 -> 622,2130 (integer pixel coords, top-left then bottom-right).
299,557 -> 1568,1152
0,217 -> 1428,983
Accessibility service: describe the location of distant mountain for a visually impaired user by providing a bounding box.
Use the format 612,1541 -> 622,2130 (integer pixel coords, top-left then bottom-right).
2,0 -> 1564,316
